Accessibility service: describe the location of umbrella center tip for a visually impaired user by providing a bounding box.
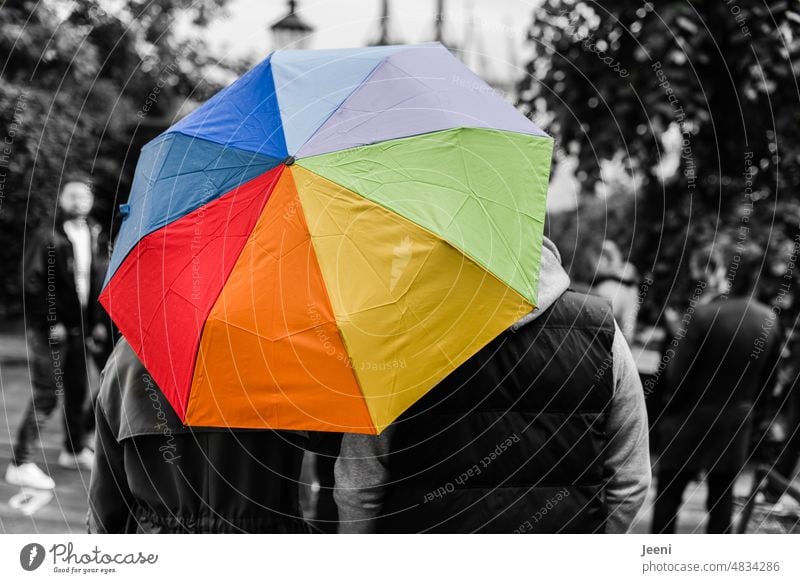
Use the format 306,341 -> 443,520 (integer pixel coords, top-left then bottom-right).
283,155 -> 295,166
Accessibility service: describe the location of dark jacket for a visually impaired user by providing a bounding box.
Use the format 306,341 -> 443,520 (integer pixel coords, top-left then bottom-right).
23,218 -> 104,333
658,296 -> 782,473
337,290 -> 618,533
88,338 -> 309,533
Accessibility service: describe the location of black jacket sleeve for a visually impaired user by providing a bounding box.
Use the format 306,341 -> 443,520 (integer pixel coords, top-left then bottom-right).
753,322 -> 784,426
87,404 -> 137,533
662,309 -> 704,412
22,229 -> 51,328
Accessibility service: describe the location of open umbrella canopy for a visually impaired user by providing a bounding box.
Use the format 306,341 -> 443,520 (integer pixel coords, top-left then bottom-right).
99,42 -> 553,434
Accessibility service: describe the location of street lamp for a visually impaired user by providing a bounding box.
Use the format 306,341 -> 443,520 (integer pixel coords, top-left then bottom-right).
269,0 -> 314,50
370,0 -> 402,46
432,0 -> 457,52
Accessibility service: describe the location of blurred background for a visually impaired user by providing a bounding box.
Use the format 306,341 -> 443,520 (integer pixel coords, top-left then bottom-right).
1,0 -> 800,533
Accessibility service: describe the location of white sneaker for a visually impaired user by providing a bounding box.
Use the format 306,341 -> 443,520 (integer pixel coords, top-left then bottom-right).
5,463 -> 56,490
58,448 -> 94,471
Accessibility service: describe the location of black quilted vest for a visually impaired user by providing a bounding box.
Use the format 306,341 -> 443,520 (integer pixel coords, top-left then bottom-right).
375,291 -> 615,533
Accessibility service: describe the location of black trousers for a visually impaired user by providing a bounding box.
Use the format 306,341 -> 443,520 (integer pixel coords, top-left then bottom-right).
774,378 -> 800,482
11,329 -> 90,465
651,469 -> 738,534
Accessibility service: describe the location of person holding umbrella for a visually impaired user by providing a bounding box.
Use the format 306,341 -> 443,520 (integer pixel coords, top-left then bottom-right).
88,337 -> 310,533
90,44 -> 649,533
334,238 -> 651,533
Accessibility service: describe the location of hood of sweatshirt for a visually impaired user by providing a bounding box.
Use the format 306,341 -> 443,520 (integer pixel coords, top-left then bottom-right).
514,237 -> 571,327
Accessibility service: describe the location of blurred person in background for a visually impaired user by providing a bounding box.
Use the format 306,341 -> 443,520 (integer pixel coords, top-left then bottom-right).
592,240 -> 640,342
88,338 -> 309,533
334,238 -> 651,533
6,174 -> 106,490
651,243 -> 783,533
761,323 -> 800,501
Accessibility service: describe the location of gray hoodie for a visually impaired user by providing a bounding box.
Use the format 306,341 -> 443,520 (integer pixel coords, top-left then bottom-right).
335,238 -> 651,533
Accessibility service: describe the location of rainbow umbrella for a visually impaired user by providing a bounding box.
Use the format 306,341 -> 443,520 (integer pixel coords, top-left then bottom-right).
100,43 -> 552,434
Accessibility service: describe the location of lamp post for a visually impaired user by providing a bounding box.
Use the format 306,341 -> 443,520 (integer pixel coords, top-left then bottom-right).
370,0 -> 402,46
270,0 -> 314,50
432,0 -> 457,51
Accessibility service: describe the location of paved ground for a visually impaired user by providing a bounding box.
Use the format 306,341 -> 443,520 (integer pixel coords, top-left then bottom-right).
631,470 -> 753,533
0,323 -> 796,534
0,324 -> 94,533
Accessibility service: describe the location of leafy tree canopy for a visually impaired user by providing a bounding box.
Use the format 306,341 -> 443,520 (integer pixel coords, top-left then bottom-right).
0,0 -> 234,316
520,1 -> 800,322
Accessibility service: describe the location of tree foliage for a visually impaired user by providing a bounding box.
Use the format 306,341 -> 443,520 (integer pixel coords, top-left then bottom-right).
519,1 -> 800,321
0,0 -> 233,316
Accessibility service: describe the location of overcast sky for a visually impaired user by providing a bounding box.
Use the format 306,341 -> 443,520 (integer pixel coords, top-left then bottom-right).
187,0 -> 541,62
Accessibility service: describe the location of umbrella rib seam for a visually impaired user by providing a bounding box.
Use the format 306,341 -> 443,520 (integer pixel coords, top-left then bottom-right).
289,48 -> 416,157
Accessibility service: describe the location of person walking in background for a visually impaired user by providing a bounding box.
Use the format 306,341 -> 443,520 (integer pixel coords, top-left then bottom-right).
5,175 -> 106,490
334,238 -> 651,533
89,338 -> 310,533
651,243 -> 783,534
592,240 -> 640,342
766,328 -> 800,497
